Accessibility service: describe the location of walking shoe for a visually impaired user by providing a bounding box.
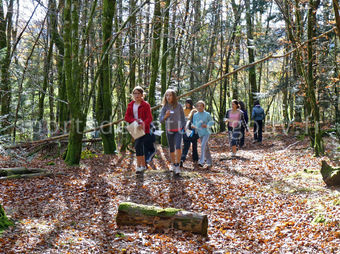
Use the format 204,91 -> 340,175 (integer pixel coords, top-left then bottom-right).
198,163 -> 204,167
174,165 -> 181,175
169,164 -> 175,171
180,160 -> 184,168
136,166 -> 145,173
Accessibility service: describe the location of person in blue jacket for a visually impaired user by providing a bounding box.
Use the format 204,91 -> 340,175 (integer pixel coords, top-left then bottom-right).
192,101 -> 214,168
251,100 -> 265,143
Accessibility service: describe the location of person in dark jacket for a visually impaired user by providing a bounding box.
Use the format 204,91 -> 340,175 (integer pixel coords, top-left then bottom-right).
125,86 -> 153,173
251,100 -> 265,143
239,101 -> 249,148
180,108 -> 199,167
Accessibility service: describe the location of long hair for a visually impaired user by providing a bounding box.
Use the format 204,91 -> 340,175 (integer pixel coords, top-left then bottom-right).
232,99 -> 239,109
162,89 -> 178,107
185,98 -> 193,109
239,101 -> 246,112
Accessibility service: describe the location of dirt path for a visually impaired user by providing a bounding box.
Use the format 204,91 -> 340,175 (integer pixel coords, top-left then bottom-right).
0,131 -> 339,253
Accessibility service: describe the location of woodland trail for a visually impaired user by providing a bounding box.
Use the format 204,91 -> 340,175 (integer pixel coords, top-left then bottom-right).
0,130 -> 339,253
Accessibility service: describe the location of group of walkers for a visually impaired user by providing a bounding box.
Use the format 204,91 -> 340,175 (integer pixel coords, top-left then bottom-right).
124,86 -> 265,175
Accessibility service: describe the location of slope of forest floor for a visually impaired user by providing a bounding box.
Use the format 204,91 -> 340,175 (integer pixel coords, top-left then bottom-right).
0,129 -> 339,253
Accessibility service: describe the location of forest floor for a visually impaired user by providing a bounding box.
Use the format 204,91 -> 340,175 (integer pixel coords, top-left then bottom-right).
0,128 -> 339,253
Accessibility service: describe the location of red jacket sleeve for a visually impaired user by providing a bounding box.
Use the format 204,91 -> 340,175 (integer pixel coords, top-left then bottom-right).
124,102 -> 136,123
142,102 -> 153,127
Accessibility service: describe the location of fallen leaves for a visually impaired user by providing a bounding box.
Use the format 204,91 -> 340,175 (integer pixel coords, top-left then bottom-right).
0,134 -> 339,253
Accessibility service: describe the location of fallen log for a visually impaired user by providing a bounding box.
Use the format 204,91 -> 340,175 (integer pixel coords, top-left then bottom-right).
116,202 -> 208,236
0,167 -> 53,180
321,160 -> 340,186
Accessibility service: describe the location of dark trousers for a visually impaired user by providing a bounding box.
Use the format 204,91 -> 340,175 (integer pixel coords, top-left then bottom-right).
239,127 -> 246,147
228,126 -> 241,147
254,120 -> 263,142
181,136 -> 199,162
143,134 -> 156,162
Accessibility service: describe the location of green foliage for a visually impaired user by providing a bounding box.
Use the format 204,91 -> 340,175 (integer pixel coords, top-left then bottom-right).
312,214 -> 327,224
81,149 -> 97,160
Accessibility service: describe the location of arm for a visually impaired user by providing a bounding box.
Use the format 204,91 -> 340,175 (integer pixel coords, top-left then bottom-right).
159,106 -> 167,123
180,105 -> 186,129
207,113 -> 214,128
142,103 -> 153,127
124,103 -> 135,123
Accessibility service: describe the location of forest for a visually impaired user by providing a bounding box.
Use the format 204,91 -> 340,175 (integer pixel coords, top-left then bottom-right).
0,0 -> 339,253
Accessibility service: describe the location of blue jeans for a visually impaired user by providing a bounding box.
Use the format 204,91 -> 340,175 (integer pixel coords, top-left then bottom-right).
199,135 -> 212,165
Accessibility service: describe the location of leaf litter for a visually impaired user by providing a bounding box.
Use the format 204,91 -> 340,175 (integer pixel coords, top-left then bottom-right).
0,131 -> 339,253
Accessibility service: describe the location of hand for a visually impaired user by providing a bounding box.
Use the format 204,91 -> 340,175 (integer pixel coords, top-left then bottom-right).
201,124 -> 207,128
137,125 -> 144,130
165,110 -> 171,119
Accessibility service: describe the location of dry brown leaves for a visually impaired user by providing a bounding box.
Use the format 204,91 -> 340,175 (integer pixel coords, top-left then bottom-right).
0,131 -> 339,253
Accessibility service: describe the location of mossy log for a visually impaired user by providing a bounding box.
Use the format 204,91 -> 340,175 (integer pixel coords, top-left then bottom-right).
116,202 -> 208,236
0,167 -> 52,180
321,161 -> 340,186
0,204 -> 13,232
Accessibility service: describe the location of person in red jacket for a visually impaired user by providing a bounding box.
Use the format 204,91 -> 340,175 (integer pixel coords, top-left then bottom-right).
125,86 -> 153,173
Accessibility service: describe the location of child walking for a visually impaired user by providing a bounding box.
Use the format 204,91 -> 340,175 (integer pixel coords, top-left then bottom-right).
192,101 -> 214,168
180,108 -> 199,167
159,89 -> 186,175
124,86 -> 153,173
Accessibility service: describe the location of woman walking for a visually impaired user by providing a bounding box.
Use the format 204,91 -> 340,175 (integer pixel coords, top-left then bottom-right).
159,89 -> 186,175
225,99 -> 247,157
125,86 -> 153,173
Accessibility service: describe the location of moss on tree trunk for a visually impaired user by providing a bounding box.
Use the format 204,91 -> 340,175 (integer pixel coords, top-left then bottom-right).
321,161 -> 340,186
0,204 -> 13,233
116,202 -> 208,236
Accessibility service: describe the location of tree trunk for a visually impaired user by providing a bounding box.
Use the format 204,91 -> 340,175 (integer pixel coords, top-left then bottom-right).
0,0 -> 13,135
129,0 -> 136,90
321,161 -> 340,186
160,0 -> 170,146
50,0 -> 68,132
307,0 -> 323,156
0,204 -> 13,232
148,0 -> 162,109
333,0 -> 340,39
115,0 -> 130,152
116,202 -> 208,236
64,0 -> 85,165
96,0 -> 116,154
245,0 -> 257,110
